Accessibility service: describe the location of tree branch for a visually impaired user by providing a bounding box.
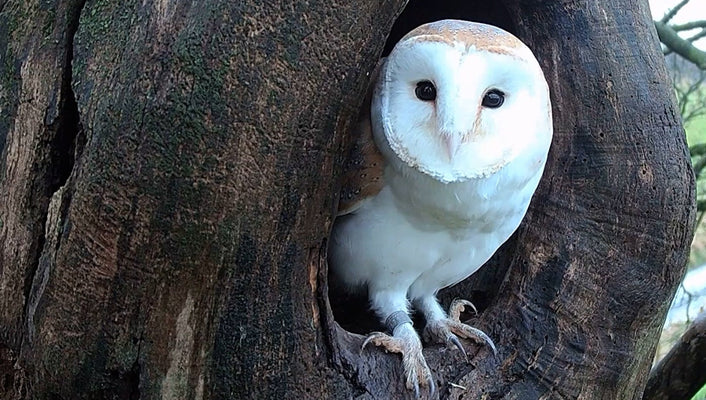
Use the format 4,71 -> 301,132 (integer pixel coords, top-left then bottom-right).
655,21 -> 706,69
661,0 -> 691,23
688,29 -> 706,43
643,313 -> 706,400
672,20 -> 706,31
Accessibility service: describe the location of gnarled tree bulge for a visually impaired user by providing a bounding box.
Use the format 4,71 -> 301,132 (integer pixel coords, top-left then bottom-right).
0,0 -> 695,399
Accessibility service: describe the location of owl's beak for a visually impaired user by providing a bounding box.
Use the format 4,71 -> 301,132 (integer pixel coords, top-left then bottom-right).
442,134 -> 461,160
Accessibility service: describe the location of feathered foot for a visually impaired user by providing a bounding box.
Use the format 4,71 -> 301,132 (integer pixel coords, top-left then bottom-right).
362,325 -> 436,398
423,299 -> 497,358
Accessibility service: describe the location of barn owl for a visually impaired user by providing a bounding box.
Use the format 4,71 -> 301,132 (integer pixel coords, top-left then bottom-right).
329,20 -> 552,396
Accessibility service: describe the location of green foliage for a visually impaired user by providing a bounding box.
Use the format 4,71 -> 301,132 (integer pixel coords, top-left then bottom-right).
687,116 -> 706,145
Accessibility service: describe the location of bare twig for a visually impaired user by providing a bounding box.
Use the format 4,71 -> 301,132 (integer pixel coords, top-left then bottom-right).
661,0 -> 691,23
687,29 -> 706,43
682,78 -> 706,122
683,285 -> 694,322
668,55 -> 706,125
672,20 -> 706,31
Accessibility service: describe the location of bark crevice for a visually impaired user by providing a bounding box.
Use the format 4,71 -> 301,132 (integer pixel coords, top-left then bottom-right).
20,0 -> 87,341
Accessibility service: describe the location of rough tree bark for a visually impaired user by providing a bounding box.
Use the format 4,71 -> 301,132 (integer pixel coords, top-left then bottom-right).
0,1 -> 694,400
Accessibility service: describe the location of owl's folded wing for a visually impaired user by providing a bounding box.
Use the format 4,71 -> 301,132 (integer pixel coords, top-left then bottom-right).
337,62 -> 386,216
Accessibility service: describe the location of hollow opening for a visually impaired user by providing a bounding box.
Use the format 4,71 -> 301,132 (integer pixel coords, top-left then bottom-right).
329,1 -> 516,335
383,1 -> 514,56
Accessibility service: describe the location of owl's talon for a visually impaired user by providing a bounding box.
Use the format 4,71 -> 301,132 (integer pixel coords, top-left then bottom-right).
427,376 -> 436,399
450,299 -> 497,356
449,334 -> 467,359
449,298 -> 478,320
361,331 -> 393,354
472,328 -> 497,356
424,299 -> 497,359
362,328 -> 434,397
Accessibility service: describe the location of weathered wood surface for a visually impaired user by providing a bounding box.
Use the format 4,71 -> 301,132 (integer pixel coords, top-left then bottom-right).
0,0 -> 694,399
1,0 -> 404,398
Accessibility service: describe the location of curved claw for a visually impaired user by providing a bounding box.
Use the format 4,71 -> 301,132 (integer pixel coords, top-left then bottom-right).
450,298 -> 478,320
467,327 -> 497,356
408,366 -> 435,399
361,327 -> 435,397
427,375 -> 436,399
449,334 -> 468,360
447,299 -> 497,357
361,331 -> 388,353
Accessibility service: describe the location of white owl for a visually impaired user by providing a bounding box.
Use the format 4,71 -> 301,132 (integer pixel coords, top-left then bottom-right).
329,20 -> 552,396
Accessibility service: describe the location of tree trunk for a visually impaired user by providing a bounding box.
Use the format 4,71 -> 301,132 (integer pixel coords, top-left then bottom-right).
0,0 -> 694,400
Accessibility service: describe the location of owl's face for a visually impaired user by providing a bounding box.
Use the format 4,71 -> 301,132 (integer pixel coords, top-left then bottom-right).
372,20 -> 552,183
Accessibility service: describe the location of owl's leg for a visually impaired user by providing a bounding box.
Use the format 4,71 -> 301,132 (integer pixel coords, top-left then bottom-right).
363,291 -> 435,398
416,297 -> 497,357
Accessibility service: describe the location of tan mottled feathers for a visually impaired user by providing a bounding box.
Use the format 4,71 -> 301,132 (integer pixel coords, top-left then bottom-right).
337,62 -> 385,216
401,19 -> 525,55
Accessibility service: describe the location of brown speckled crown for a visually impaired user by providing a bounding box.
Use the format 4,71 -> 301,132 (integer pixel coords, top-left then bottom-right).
400,19 -> 526,55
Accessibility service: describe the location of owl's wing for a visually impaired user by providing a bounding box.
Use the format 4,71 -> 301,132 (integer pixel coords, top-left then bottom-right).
337,61 -> 385,216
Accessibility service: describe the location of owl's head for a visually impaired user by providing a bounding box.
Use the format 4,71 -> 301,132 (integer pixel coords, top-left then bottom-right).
372,20 -> 552,183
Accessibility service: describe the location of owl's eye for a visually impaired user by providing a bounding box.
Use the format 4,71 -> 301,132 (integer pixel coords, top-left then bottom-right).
415,81 -> 436,101
482,89 -> 505,108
